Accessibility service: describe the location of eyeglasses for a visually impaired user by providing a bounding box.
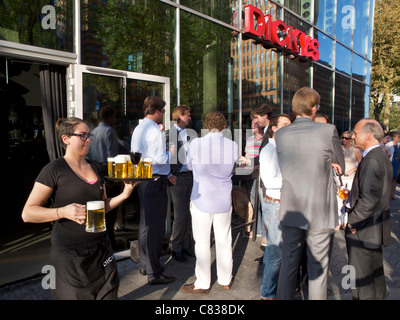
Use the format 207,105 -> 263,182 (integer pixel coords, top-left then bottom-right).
69,133 -> 94,141
317,104 -> 321,110
342,137 -> 352,140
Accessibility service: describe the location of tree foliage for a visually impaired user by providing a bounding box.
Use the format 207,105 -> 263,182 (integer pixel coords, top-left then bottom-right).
370,0 -> 400,130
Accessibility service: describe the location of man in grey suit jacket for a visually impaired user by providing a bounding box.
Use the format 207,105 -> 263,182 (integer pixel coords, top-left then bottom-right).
275,87 -> 345,300
345,119 -> 392,300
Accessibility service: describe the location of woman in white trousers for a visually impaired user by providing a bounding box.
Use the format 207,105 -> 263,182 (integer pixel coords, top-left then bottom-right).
180,111 -> 238,294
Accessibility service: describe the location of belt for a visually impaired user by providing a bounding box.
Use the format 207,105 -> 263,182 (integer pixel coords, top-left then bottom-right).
265,195 -> 280,203
178,171 -> 192,175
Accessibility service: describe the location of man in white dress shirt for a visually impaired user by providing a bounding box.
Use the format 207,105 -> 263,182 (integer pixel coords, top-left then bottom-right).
131,96 -> 175,285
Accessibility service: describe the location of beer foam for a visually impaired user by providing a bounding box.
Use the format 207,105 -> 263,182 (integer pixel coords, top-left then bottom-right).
87,201 -> 105,210
143,157 -> 154,163
114,156 -> 127,163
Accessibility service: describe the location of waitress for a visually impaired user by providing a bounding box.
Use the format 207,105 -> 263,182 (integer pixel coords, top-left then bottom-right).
22,117 -> 138,300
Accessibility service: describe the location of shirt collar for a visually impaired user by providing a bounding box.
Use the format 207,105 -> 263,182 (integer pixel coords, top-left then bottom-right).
362,144 -> 380,157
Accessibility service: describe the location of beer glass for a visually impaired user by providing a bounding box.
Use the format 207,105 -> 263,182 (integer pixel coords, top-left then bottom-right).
107,157 -> 115,177
338,186 -> 349,200
115,156 -> 127,178
136,158 -> 144,178
86,201 -> 106,233
143,158 -> 154,178
127,159 -> 133,178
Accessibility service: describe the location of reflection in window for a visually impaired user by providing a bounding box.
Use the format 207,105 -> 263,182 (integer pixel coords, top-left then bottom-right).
335,43 -> 351,75
351,81 -> 366,130
282,55 -> 311,115
313,64 -> 333,120
336,0 -> 353,48
181,10 -> 238,132
0,1 -> 73,52
334,73 -> 351,134
367,0 -> 375,60
180,0 -> 236,26
353,0 -> 369,56
352,53 -> 366,82
314,30 -> 334,68
284,0 -> 313,23
81,0 -> 175,75
314,0 -> 335,36
284,10 -> 311,35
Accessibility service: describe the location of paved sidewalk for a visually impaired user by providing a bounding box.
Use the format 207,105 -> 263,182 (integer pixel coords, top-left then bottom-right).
1,193 -> 400,300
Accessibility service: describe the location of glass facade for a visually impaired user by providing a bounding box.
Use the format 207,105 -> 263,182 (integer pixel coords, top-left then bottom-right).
0,0 -> 375,284
0,0 -> 74,52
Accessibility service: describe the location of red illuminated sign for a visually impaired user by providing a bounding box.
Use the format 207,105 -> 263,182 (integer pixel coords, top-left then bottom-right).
243,5 -> 320,62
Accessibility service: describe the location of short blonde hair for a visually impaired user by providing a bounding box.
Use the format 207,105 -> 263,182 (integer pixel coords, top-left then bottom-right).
172,105 -> 190,124
292,87 -> 320,116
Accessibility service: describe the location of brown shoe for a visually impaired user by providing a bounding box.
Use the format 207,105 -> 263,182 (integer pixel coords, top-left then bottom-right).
222,278 -> 233,290
180,284 -> 209,295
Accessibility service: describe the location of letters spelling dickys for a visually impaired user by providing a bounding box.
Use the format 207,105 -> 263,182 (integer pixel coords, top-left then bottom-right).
243,4 -> 320,62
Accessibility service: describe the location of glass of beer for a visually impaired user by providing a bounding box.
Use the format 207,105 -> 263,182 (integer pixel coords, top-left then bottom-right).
143,157 -> 154,178
115,155 -> 127,178
339,186 -> 349,200
86,201 -> 106,233
107,157 -> 115,177
136,158 -> 144,178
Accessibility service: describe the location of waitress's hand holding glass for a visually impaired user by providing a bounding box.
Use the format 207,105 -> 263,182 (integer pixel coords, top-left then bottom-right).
86,201 -> 106,233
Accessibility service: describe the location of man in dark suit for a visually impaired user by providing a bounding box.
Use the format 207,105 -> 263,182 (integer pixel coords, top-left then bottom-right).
251,104 -> 274,261
275,87 -> 345,299
252,104 -> 273,153
166,105 -> 194,262
345,119 -> 392,300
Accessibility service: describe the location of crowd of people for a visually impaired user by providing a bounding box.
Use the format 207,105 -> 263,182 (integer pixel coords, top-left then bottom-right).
21,88 -> 397,300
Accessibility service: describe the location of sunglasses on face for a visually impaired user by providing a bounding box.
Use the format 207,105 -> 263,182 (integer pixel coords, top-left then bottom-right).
342,137 -> 352,140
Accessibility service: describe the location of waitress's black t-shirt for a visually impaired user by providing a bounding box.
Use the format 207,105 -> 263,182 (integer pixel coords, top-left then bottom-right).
36,157 -> 106,248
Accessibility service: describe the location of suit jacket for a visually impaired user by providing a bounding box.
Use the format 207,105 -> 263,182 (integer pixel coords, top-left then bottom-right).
348,146 -> 392,249
275,117 -> 345,230
165,125 -> 192,176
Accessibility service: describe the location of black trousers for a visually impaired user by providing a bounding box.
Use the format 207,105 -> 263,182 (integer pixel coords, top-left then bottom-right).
345,229 -> 386,300
137,176 -> 168,281
49,236 -> 119,300
169,172 -> 193,252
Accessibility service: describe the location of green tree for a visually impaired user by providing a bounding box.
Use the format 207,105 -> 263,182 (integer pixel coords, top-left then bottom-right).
370,0 -> 400,129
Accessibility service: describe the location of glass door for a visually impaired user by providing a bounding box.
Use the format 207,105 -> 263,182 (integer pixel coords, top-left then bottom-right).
72,65 -> 170,251
74,65 -> 170,147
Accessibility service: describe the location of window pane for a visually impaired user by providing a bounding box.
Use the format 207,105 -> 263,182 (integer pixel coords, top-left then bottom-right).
282,55 -> 311,115
335,43 -> 351,75
352,53 -> 366,82
351,81 -> 366,129
353,0 -> 369,56
314,30 -> 334,68
336,0 -> 353,48
284,10 -> 311,35
334,73 -> 351,134
180,0 -> 237,26
314,0 -> 335,36
81,0 -> 175,76
181,10 -> 238,132
0,1 -> 73,52
284,0 -> 313,23
313,64 -> 333,121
